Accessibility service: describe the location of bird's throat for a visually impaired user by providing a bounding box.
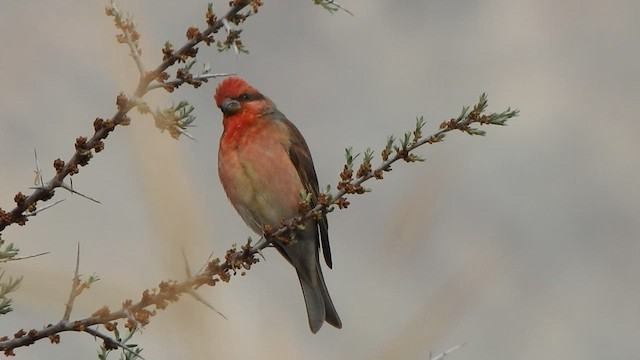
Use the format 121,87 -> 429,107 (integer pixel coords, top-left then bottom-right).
222,113 -> 259,146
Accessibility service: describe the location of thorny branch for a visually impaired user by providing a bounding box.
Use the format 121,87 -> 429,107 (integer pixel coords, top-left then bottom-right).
0,239 -> 257,355
0,1 -> 256,353
256,93 -> 518,248
0,0 -> 518,356
0,92 -> 517,355
0,0 -> 255,233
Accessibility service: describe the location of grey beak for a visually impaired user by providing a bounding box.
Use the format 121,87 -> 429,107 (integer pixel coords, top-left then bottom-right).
220,98 -> 241,115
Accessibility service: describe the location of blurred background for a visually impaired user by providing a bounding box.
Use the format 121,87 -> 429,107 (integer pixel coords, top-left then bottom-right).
1,1 -> 639,359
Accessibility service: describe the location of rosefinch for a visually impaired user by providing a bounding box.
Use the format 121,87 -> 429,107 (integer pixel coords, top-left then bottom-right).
215,77 -> 341,333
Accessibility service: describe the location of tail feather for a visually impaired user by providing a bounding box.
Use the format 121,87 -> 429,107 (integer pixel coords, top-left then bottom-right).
298,274 -> 326,334
296,264 -> 342,333
276,225 -> 341,333
316,265 -> 342,329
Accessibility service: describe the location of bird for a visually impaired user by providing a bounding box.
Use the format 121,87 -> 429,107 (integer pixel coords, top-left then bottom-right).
214,77 -> 342,333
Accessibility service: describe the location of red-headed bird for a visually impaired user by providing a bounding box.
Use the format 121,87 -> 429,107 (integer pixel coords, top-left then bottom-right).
215,77 -> 341,333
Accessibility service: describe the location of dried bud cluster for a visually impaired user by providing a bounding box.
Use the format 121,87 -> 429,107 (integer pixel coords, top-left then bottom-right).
161,42 -> 174,61
0,2 -> 276,353
337,166 -> 365,195
206,5 -> 217,26
217,29 -> 247,53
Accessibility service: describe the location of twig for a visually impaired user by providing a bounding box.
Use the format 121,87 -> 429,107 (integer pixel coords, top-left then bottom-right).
111,0 -> 146,76
59,182 -> 101,204
249,97 -> 518,254
146,72 -> 235,91
318,0 -> 354,16
32,148 -> 44,188
429,343 -> 467,360
0,235 -> 257,353
0,1 -> 251,233
186,289 -> 228,320
181,247 -> 193,276
195,251 -> 215,274
23,199 -> 65,217
0,251 -> 49,263
85,327 -> 145,360
181,248 -> 227,319
175,127 -> 196,141
62,244 -> 82,322
0,97 -> 515,352
222,19 -> 241,58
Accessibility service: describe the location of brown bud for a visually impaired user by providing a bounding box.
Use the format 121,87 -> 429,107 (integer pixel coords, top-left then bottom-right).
75,137 -> 87,150
0,208 -> 12,223
186,26 -> 201,41
13,192 -> 27,207
68,163 -> 79,176
94,141 -> 105,153
93,118 -> 104,132
118,115 -> 131,126
116,93 -> 128,110
104,322 -> 116,332
48,334 -> 60,344
53,158 -> 64,172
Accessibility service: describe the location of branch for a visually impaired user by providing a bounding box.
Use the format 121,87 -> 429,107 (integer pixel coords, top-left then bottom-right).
0,243 -> 254,355
0,251 -> 49,263
146,72 -> 235,91
257,93 -> 519,247
429,343 -> 467,360
62,244 -> 82,322
0,0 -> 518,355
0,94 -> 517,355
313,0 -> 354,16
0,0 -> 253,233
86,327 -> 145,360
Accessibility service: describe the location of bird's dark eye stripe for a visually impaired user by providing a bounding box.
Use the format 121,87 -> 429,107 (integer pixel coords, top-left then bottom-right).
235,92 -> 264,102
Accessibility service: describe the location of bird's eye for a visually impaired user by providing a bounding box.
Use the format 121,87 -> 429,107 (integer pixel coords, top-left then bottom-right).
239,93 -> 251,101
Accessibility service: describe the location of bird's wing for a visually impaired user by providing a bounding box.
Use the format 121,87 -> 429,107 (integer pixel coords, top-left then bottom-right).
273,111 -> 333,268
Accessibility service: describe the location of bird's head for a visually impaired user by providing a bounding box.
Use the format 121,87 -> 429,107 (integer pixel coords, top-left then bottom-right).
214,77 -> 266,117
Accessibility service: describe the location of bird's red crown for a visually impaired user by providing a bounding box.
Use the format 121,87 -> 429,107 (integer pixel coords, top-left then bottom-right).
214,77 -> 259,108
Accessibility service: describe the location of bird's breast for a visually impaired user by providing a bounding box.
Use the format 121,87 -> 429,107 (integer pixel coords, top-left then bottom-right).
218,122 -> 304,233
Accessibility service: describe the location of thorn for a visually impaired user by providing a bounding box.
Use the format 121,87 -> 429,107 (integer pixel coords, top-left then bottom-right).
85,327 -> 147,360
33,148 -> 44,188
24,199 -> 66,217
181,246 -> 192,277
0,251 -> 50,263
176,127 -> 196,141
62,243 -> 81,321
59,182 -> 101,204
255,246 -> 265,261
181,248 -> 227,320
429,343 -> 467,360
250,237 -> 269,260
186,289 -> 228,320
325,0 -> 354,16
196,251 -> 215,275
194,72 -> 236,80
74,243 -> 81,283
222,19 -> 240,58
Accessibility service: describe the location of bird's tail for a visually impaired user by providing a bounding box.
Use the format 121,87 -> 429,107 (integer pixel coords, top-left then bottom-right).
275,224 -> 341,333
297,261 -> 342,333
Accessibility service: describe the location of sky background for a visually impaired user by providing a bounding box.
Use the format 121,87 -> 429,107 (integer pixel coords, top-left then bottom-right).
1,1 -> 639,359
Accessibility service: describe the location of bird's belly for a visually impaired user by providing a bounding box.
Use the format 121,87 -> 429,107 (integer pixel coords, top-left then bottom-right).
218,139 -> 303,234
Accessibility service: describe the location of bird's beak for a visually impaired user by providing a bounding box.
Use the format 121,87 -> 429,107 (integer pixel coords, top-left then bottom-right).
220,98 -> 241,115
